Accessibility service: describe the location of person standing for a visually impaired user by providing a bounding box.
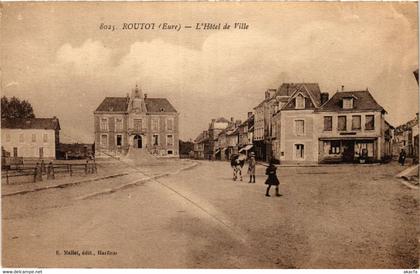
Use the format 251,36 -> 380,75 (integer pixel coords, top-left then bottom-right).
247,152 -> 256,183
399,149 -> 407,166
265,159 -> 281,197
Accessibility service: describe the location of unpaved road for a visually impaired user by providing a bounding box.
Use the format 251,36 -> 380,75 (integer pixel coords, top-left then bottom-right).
3,161 -> 418,268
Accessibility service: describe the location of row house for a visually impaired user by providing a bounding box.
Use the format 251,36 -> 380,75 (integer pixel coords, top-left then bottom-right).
394,113 -> 419,159
238,112 -> 254,157
275,83 -> 324,163
193,130 -> 208,160
207,117 -> 230,160
316,90 -> 391,163
271,83 -> 320,162
214,119 -> 241,160
193,117 -> 230,160
254,84 -> 307,161
273,86 -> 393,164
94,85 -> 179,157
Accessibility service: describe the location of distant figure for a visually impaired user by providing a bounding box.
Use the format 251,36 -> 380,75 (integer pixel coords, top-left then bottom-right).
231,154 -> 245,181
47,162 -> 55,179
265,160 -> 280,197
247,152 -> 256,183
399,149 -> 407,166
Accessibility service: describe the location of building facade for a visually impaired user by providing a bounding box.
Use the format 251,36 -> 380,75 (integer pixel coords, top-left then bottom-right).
277,84 -> 323,164
206,117 -> 230,160
94,85 -> 179,157
1,117 -> 60,159
316,90 -> 391,163
193,131 -> 208,160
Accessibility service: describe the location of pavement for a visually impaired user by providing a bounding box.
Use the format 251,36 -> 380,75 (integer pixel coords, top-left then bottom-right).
2,159 -> 418,268
1,159 -> 197,197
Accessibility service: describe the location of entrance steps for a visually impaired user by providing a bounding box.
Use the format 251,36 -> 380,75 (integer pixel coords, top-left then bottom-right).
122,148 -> 160,166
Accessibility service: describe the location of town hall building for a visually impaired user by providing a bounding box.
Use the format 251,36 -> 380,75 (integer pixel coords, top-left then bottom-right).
94,85 -> 179,157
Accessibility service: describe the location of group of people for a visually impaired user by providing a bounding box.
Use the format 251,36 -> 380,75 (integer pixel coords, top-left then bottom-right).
230,152 -> 281,197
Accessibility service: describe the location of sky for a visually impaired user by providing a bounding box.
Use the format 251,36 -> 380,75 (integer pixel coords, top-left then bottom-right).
1,2 -> 418,143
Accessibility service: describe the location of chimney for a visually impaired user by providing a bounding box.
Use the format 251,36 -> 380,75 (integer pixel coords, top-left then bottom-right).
144,93 -> 147,99
320,93 -> 329,105
230,117 -> 234,123
341,85 -> 344,92
248,111 -> 253,118
265,90 -> 269,99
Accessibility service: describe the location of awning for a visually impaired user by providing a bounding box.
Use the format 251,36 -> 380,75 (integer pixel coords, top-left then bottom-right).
319,137 -> 377,141
239,144 -> 253,152
215,149 -> 220,154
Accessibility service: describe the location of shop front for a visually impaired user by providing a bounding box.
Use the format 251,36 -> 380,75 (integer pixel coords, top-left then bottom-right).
319,138 -> 377,163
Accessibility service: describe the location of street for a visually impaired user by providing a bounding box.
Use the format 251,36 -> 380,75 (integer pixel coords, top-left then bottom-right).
2,160 -> 418,268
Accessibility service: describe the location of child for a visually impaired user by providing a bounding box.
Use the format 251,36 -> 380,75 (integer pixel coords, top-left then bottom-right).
247,152 -> 256,183
265,159 -> 281,197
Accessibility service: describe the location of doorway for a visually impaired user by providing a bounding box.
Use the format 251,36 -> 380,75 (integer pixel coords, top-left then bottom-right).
133,135 -> 143,149
342,140 -> 355,162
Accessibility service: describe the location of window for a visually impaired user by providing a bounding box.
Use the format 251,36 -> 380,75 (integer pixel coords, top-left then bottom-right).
166,134 -> 174,146
32,134 -> 36,142
153,134 -> 159,146
167,150 -> 173,155
294,120 -> 305,136
324,116 -> 332,131
295,95 -> 305,109
13,147 -> 18,157
365,115 -> 375,130
338,116 -> 347,131
100,118 -> 108,131
166,118 -> 174,131
6,134 -> 10,142
39,147 -> 44,158
133,119 -> 142,131
295,144 -> 304,159
19,134 -> 24,143
101,134 -> 108,147
43,133 -> 48,142
116,134 -> 122,146
343,98 -> 353,109
115,118 -> 123,131
352,115 -> 361,130
330,140 -> 341,154
152,118 -> 159,131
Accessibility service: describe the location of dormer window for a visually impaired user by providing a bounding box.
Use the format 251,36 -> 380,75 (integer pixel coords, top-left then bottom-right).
342,98 -> 354,109
295,94 -> 305,109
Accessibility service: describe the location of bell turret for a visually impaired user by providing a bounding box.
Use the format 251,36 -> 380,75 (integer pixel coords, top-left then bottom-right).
129,84 -> 146,113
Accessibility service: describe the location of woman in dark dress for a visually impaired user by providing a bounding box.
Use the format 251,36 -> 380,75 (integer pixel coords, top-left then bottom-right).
265,160 -> 281,197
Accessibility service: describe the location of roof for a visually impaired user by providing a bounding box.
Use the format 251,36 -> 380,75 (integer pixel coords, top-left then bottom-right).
385,120 -> 395,129
255,83 -> 321,110
194,132 -> 208,143
318,90 -> 384,113
1,118 -> 60,130
278,83 -> 321,106
95,97 -> 177,113
396,117 -> 418,132
145,98 -> 177,113
95,97 -> 129,112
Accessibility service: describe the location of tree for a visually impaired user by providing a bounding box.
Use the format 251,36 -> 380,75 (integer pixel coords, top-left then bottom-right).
179,140 -> 194,156
1,96 -> 35,119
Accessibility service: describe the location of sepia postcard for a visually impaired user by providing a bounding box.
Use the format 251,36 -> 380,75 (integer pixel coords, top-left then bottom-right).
1,1 -> 419,271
